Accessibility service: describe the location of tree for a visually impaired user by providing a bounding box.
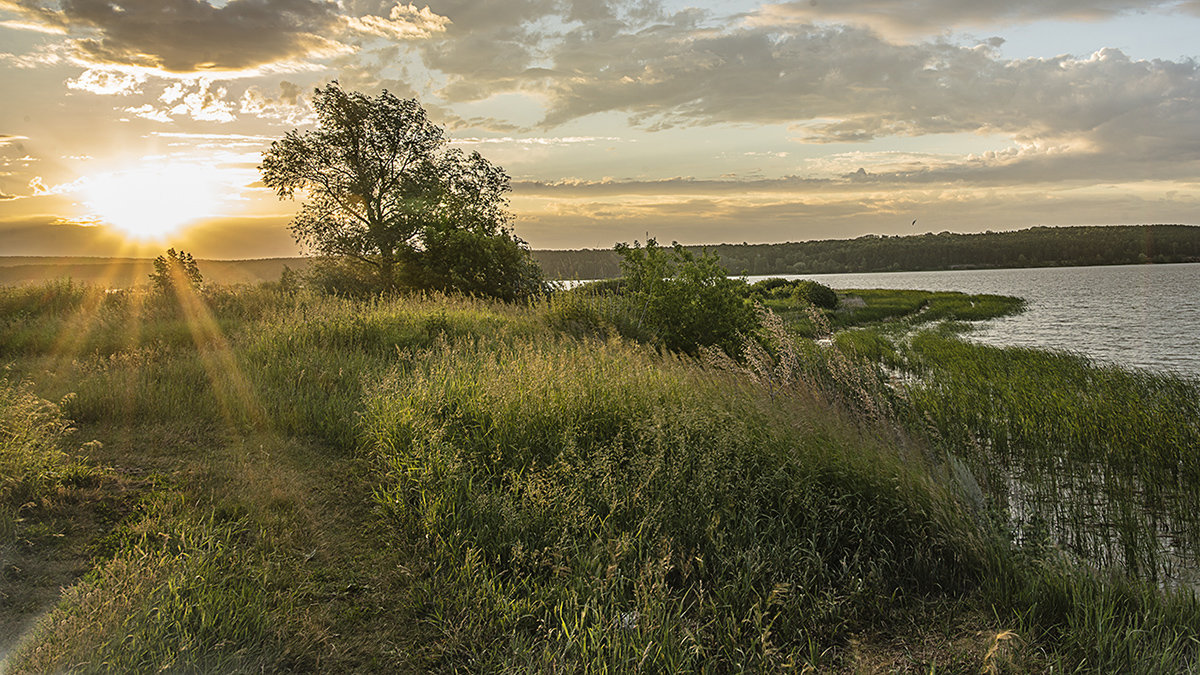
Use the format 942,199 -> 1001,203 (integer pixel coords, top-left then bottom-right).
149,248 -> 203,293
260,82 -> 543,297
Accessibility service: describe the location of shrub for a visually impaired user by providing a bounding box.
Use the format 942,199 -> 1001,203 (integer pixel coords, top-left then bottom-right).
306,257 -> 386,298
403,225 -> 548,302
791,280 -> 839,309
615,238 -> 757,355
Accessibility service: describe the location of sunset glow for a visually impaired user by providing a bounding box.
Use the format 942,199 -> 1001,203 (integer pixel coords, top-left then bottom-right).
80,165 -> 226,240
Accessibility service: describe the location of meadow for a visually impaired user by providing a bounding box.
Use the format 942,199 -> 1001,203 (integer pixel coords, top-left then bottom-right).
2,279 -> 1199,672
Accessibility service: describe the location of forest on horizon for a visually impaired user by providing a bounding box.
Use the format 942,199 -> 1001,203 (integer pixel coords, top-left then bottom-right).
533,224 -> 1200,280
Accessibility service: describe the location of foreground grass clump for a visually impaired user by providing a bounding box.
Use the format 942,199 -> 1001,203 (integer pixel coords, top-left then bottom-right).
7,497 -> 284,674
0,378 -> 92,538
362,336 -> 985,669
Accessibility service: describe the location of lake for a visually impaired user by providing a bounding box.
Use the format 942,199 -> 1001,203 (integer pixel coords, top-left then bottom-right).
757,263 -> 1200,378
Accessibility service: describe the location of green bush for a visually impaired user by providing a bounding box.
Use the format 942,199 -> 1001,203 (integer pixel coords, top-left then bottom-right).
306,257 -> 386,298
746,278 -> 838,309
791,280 -> 839,309
403,225 -> 547,302
615,239 -> 756,355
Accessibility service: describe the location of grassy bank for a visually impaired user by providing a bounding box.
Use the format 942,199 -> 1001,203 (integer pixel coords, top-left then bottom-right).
1,280 -> 1197,672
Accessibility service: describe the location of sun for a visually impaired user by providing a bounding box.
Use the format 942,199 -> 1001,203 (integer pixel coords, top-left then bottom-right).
81,164 -> 226,240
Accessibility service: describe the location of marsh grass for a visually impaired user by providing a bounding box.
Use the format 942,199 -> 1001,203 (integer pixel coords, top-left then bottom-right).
756,305 -> 1200,670
900,331 -> 1200,585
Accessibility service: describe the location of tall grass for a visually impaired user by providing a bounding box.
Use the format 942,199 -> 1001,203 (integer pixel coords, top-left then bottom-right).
361,334 -> 986,669
902,331 -> 1200,584
5,279 -> 1200,671
0,378 -> 91,539
748,313 -> 1200,670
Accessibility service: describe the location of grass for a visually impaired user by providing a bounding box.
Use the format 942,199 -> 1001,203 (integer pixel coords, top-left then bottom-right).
0,279 -> 1197,672
361,335 -> 984,669
902,330 -> 1200,585
0,378 -> 95,540
753,287 -> 1024,337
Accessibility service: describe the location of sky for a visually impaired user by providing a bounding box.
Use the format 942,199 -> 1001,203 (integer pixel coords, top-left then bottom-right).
1,0 -> 1199,258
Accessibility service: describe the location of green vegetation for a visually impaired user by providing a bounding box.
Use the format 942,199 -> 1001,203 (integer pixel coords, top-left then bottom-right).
903,332 -> 1200,583
747,277 -> 839,309
0,378 -> 91,539
1,278 -> 1197,672
261,83 -> 545,299
532,224 -> 1200,279
148,248 -> 203,293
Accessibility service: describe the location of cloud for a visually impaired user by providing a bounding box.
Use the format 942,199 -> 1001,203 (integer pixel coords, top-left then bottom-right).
28,175 -> 86,195
464,19 -> 1200,186
125,104 -> 173,123
453,136 -> 621,146
239,81 -> 315,125
752,0 -> 1189,38
1,0 -> 347,73
66,67 -> 145,95
150,132 -> 276,144
345,3 -> 451,39
515,175 -> 832,197
111,80 -> 239,123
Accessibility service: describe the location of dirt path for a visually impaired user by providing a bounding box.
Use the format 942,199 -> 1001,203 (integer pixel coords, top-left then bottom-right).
1,423 -> 435,671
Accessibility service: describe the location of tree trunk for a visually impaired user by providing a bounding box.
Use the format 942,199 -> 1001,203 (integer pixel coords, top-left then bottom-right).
379,252 -> 396,291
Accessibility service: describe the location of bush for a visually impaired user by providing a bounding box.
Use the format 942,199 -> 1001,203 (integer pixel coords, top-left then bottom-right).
792,280 -> 839,309
615,239 -> 757,355
306,257 -> 386,298
746,278 -> 838,309
403,225 -> 547,302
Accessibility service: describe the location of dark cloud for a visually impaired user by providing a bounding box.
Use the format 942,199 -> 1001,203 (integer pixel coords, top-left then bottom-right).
2,0 -> 345,72
495,22 -> 1200,186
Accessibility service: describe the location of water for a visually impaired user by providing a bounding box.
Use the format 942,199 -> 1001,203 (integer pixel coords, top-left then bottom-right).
758,263 -> 1200,378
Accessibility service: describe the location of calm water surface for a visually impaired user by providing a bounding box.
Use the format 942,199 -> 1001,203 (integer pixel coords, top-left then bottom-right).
769,263 -> 1200,378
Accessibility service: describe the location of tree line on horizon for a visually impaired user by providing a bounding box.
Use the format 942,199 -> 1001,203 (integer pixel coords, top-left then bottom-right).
533,225 -> 1200,280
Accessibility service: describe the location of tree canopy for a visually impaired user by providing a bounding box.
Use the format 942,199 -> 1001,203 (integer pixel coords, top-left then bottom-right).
260,82 -> 543,298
